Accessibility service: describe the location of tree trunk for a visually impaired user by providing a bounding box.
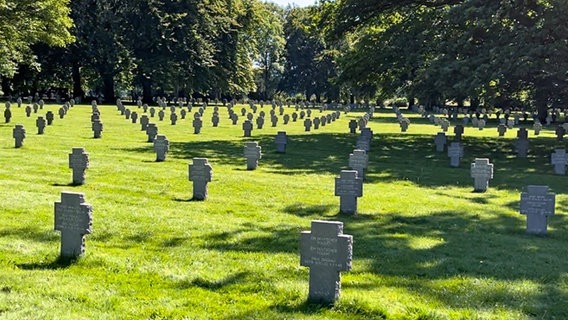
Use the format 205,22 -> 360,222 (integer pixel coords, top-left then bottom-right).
142,77 -> 153,104
72,60 -> 84,100
470,97 -> 480,110
1,76 -> 12,96
535,89 -> 548,123
102,74 -> 115,104
407,96 -> 416,108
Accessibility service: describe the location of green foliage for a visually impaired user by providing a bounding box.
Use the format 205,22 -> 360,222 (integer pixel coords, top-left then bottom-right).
0,0 -> 74,77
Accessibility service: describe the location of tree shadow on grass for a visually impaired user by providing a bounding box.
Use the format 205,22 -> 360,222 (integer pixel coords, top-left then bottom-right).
177,271 -> 251,291
283,203 -> 335,217
198,208 -> 568,317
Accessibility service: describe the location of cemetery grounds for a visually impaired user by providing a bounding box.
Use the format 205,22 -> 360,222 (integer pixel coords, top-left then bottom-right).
0,103 -> 567,319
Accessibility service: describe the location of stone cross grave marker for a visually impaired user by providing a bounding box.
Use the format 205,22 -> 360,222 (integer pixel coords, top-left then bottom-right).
54,192 -> 93,258
356,135 -> 370,153
348,149 -> 368,180
447,142 -> 463,167
470,158 -> 493,192
4,106 -> 11,123
212,113 -> 219,127
244,141 -> 262,170
189,158 -> 213,200
180,109 -> 186,120
231,113 -> 239,125
433,132 -> 446,152
158,109 -> 165,121
335,170 -> 363,215
58,107 -> 66,119
150,107 -> 156,117
533,122 -> 542,135
313,117 -> 320,129
520,185 -> 555,235
146,123 -> 158,142
275,131 -> 287,153
153,135 -> 170,162
124,109 -> 131,119
25,105 -> 32,117
283,114 -> 290,124
170,112 -> 178,125
555,126 -> 565,141
515,128 -> 529,158
13,124 -> 26,148
453,125 -> 464,141
46,111 -> 54,125
477,119 -> 486,130
551,149 -> 568,175
271,115 -> 278,127
243,120 -> 253,137
256,116 -> 264,129
292,112 -> 298,122
304,118 -> 312,132
300,220 -> 353,305
193,115 -> 203,134
140,115 -> 149,131
36,116 -> 46,134
497,124 -> 507,136
69,147 -> 89,185
92,119 -> 103,138
131,111 -> 138,123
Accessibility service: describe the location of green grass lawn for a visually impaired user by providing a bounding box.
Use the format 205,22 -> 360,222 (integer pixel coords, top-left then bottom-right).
0,103 -> 567,319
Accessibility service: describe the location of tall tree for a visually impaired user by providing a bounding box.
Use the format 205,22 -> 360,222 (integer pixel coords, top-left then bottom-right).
0,0 -> 74,94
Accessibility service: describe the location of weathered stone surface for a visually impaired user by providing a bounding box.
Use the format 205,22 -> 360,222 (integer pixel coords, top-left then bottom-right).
69,147 -> 89,185
334,170 -> 363,215
520,185 -> 555,235
189,158 -> 213,200
54,192 -> 93,258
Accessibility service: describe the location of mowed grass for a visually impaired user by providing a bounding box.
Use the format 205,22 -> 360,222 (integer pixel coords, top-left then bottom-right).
0,103 -> 567,319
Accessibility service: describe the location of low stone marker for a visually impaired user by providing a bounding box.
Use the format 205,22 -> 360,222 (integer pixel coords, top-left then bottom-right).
146,123 -> 158,142
92,119 -> 103,138
434,132 -> 447,152
283,114 -> 290,124
158,109 -> 165,121
515,128 -> 529,158
231,113 -> 239,125
447,142 -> 463,167
243,120 -> 253,137
275,131 -> 287,153
300,220 -> 353,305
13,124 -> 26,148
36,116 -> 46,134
271,115 -> 278,127
69,147 -> 89,185
149,107 -> 156,117
348,149 -> 368,180
551,149 -> 568,175
124,109 -> 131,119
189,158 -> 213,200
520,185 -> 555,235
533,122 -> 542,135
478,119 -> 486,130
54,192 -> 93,258
244,141 -> 262,170
335,170 -> 363,215
25,105 -> 32,117
153,135 -> 170,162
497,124 -> 507,136
470,158 -> 493,192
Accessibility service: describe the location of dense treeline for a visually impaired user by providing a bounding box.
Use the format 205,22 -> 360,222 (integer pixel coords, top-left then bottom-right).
0,0 -> 566,118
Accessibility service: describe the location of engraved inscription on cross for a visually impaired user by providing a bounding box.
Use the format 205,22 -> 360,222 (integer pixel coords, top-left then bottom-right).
551,149 -> 568,175
520,185 -> 555,235
447,142 -> 463,167
244,141 -> 262,170
470,158 -> 493,192
300,220 -> 353,305
189,158 -> 213,200
348,149 -> 368,180
54,192 -> 93,258
335,170 -> 363,215
69,147 -> 89,185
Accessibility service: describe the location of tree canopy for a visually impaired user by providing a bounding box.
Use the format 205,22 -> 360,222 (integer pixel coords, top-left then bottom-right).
1,0 -> 567,116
